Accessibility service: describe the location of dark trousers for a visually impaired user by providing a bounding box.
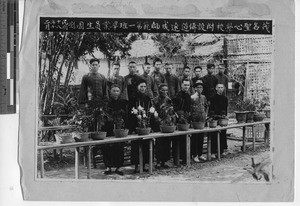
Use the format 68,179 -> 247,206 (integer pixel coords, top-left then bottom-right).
155,137 -> 171,164
191,133 -> 204,157
102,143 -> 124,168
211,130 -> 227,154
131,140 -> 150,165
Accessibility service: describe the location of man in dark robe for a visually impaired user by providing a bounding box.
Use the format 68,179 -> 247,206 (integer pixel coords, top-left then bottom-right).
128,79 -> 153,173
209,84 -> 229,157
152,83 -> 172,168
124,61 -> 143,100
107,62 -> 128,100
150,58 -> 166,91
215,64 -> 229,96
172,78 -> 192,164
202,63 -> 218,103
101,84 -> 128,175
164,63 -> 180,99
141,62 -> 158,99
179,66 -> 193,94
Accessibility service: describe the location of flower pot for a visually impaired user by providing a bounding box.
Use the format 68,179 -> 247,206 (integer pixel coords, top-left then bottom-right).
246,111 -> 255,123
177,123 -> 190,131
253,113 -> 265,122
91,131 -> 107,140
191,122 -> 205,129
235,111 -> 247,123
208,120 -> 218,128
264,109 -> 271,118
74,132 -> 90,142
55,133 -> 74,144
218,118 -> 229,127
113,129 -> 129,138
136,127 -> 151,136
160,125 -> 176,133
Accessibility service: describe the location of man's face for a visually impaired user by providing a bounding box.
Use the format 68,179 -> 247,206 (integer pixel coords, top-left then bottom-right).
137,83 -> 147,94
154,61 -> 162,72
112,65 -> 120,76
90,61 -> 100,73
143,65 -> 151,75
216,84 -> 225,94
218,66 -> 225,74
207,66 -> 214,75
128,63 -> 137,74
183,68 -> 190,77
110,87 -> 121,99
194,68 -> 202,78
181,80 -> 190,92
165,65 -> 172,74
195,85 -> 203,94
159,86 -> 168,97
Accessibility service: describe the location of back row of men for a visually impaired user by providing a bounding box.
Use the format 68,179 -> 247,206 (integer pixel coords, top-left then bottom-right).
78,58 -> 229,104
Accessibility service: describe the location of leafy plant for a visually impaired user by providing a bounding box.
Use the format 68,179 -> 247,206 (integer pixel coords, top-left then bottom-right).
191,104 -> 206,122
158,102 -> 177,126
176,110 -> 190,124
110,109 -> 126,129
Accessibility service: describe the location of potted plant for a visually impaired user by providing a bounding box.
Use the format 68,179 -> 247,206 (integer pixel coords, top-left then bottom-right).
159,102 -> 177,133
253,98 -> 267,122
234,99 -> 248,123
131,104 -> 157,135
111,110 -> 129,138
50,117 -> 75,144
217,111 -> 229,127
207,116 -> 218,128
176,110 -> 190,131
244,98 -> 256,123
190,104 -> 206,129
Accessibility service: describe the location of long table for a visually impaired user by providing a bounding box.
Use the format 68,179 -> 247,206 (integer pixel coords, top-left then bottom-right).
37,120 -> 270,179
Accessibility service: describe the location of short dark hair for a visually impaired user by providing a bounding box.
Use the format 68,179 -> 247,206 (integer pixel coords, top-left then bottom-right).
207,63 -> 215,69
144,62 -> 150,66
183,66 -> 191,70
90,58 -> 100,64
194,66 -> 202,71
165,62 -> 172,66
181,78 -> 190,84
113,62 -> 120,66
128,61 -> 136,65
153,58 -> 162,66
158,83 -> 168,90
136,78 -> 147,87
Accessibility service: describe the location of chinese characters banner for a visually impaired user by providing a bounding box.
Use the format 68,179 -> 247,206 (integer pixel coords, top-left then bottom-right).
40,17 -> 272,34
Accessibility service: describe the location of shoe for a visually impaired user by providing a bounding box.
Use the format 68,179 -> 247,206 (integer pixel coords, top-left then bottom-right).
199,155 -> 207,161
115,170 -> 124,176
193,156 -> 200,162
104,170 -> 112,175
211,154 -> 217,159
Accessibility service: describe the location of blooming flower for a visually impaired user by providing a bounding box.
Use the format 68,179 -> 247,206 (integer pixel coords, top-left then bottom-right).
149,106 -> 155,113
137,105 -> 144,111
143,114 -> 147,118
154,111 -> 159,118
131,107 -> 138,114
137,115 -> 142,120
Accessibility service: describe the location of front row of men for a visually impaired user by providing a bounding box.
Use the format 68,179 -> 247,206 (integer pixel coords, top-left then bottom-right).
78,58 -> 228,175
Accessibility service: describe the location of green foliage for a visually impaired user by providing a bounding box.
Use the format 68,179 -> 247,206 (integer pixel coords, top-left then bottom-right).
176,110 -> 190,124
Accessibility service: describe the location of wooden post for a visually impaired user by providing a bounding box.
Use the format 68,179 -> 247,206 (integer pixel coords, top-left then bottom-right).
139,141 -> 143,173
59,149 -> 63,161
75,147 -> 79,179
87,146 -> 91,179
264,123 -> 270,147
207,134 -> 211,161
217,131 -> 221,160
149,139 -> 153,174
252,125 -> 256,151
40,150 -> 44,178
186,134 -> 191,167
175,138 -> 180,166
242,126 -> 246,152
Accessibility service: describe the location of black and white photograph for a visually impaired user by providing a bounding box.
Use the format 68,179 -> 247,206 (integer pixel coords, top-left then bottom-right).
14,0 -> 295,202
36,17 -> 273,182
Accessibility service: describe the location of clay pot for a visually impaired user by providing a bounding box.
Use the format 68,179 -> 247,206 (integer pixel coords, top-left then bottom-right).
136,127 -> 151,136
91,131 -> 107,140
177,123 -> 190,131
55,133 -> 74,144
160,125 -> 176,133
253,113 -> 265,122
113,129 -> 129,138
246,111 -> 255,123
74,132 -> 90,142
218,118 -> 229,127
235,111 -> 247,123
208,120 -> 218,128
191,122 -> 205,129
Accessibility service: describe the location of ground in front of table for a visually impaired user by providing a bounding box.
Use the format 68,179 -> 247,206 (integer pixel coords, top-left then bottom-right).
39,127 -> 272,183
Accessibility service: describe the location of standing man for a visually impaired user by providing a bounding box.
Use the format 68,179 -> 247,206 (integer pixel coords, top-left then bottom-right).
179,66 -> 193,94
215,64 -> 229,96
78,58 -> 108,104
172,79 -> 192,164
151,58 -> 166,90
141,62 -> 158,99
192,66 -> 204,85
124,61 -> 142,100
209,84 -> 229,158
107,62 -> 128,100
164,63 -> 180,99
202,63 -> 218,103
